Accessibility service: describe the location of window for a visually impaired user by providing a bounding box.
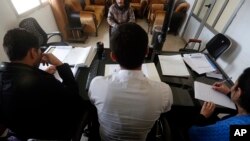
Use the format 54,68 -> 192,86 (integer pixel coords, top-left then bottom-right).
10,0 -> 48,15
192,0 -> 244,33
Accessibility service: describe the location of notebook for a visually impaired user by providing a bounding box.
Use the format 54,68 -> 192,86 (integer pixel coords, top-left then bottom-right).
45,46 -> 96,67
158,55 -> 190,77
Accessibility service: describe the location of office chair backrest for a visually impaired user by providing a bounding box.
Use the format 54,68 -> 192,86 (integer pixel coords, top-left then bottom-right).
205,33 -> 231,60
65,5 -> 82,28
19,17 -> 48,47
146,115 -> 172,141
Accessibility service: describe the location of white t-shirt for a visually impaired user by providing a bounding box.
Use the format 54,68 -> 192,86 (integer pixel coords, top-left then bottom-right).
89,70 -> 173,141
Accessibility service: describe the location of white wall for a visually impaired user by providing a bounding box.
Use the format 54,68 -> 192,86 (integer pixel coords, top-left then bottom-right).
0,0 -> 58,62
0,0 -> 17,62
217,0 -> 250,81
183,0 -> 249,82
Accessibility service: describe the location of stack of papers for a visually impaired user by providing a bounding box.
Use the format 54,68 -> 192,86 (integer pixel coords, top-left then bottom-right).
206,70 -> 223,79
45,46 -> 96,67
158,55 -> 190,77
105,63 -> 161,82
194,81 -> 236,109
183,53 -> 216,74
39,46 -> 96,81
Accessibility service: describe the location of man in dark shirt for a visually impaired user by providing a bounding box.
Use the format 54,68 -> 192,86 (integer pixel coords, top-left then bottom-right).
0,28 -> 85,140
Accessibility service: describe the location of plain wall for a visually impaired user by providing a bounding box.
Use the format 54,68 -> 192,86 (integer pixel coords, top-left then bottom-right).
0,0 -> 58,62
217,0 -> 250,81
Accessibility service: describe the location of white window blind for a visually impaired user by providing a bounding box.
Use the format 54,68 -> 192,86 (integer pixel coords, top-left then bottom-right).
10,0 -> 48,15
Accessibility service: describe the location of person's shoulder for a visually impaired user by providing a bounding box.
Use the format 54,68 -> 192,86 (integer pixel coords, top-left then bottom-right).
109,4 -> 116,9
90,75 -> 109,85
147,79 -> 169,86
11,66 -> 41,88
147,79 -> 171,91
224,115 -> 250,124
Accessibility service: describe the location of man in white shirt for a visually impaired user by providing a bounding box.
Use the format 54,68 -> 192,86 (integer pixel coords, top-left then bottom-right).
88,23 -> 173,141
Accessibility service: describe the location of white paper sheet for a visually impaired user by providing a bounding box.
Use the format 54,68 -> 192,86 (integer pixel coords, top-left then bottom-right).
45,46 -> 95,67
105,63 -> 161,82
158,55 -> 190,77
50,46 -> 72,61
183,53 -> 216,74
194,81 -> 236,109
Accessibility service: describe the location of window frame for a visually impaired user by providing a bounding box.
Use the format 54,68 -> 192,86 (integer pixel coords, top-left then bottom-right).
9,0 -> 49,17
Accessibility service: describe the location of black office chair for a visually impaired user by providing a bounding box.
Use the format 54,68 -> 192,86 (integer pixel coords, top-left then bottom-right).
64,5 -> 88,43
179,33 -> 232,60
146,114 -> 172,141
19,17 -> 68,52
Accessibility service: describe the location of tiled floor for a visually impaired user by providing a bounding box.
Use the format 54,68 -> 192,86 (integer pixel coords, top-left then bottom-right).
69,19 -> 186,52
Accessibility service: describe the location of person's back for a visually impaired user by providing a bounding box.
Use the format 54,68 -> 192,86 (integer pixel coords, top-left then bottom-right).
0,28 -> 85,140
89,23 -> 173,140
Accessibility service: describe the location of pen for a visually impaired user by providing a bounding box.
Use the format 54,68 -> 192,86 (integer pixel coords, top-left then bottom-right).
220,77 -> 232,83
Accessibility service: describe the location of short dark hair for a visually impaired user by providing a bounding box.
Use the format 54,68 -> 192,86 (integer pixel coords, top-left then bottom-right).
115,0 -> 130,10
237,67 -> 250,113
110,23 -> 148,69
3,28 -> 39,61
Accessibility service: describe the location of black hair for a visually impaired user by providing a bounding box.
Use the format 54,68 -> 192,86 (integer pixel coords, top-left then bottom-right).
114,0 -> 130,10
110,23 -> 148,69
237,67 -> 250,113
3,28 -> 39,61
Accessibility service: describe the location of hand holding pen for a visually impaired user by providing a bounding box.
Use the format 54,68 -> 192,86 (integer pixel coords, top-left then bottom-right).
212,77 -> 232,95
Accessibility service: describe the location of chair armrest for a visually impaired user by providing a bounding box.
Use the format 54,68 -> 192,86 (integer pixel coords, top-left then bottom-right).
151,4 -> 164,12
80,11 -> 98,29
175,2 -> 190,13
148,4 -> 164,21
153,10 -> 166,20
188,39 -> 202,43
84,5 -> 95,12
47,32 -> 63,42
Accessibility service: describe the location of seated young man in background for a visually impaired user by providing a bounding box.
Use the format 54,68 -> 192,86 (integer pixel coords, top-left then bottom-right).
107,0 -> 135,34
89,23 -> 173,141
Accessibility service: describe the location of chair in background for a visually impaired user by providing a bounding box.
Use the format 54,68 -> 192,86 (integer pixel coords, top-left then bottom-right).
147,2 -> 164,32
148,1 -> 190,34
179,33 -> 232,60
130,0 -> 148,18
65,0 -> 105,36
49,0 -> 104,38
19,17 -> 68,52
65,2 -> 88,42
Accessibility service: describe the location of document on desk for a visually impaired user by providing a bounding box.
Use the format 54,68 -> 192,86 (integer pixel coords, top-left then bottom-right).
158,55 -> 190,77
183,53 -> 216,74
194,81 -> 236,109
39,64 -> 78,82
45,46 -> 96,67
105,63 -> 161,82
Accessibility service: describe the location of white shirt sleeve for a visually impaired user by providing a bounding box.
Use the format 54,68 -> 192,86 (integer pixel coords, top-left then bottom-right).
162,84 -> 173,112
